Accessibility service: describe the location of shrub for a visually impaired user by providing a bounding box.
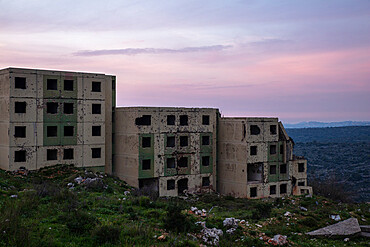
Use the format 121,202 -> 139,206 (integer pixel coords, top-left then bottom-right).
250,201 -> 272,220
164,202 -> 198,233
92,225 -> 121,244
60,210 -> 97,233
298,216 -> 319,228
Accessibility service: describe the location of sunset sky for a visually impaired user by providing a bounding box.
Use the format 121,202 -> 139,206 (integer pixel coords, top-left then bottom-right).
1,0 -> 369,123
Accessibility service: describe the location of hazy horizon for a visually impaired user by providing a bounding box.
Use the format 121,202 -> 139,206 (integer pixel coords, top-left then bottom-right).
1,0 -> 369,123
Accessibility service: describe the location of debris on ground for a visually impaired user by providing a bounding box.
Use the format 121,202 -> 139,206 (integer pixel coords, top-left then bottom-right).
307,218 -> 361,237
223,217 -> 239,228
201,227 -> 223,246
330,214 -> 341,221
267,234 -> 288,245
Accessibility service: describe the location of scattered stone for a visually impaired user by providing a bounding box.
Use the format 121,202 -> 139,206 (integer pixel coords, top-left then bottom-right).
67,182 -> 73,187
256,224 -> 262,228
344,238 -> 349,242
191,206 -> 198,212
10,195 -> 17,198
300,206 -> 308,211
223,218 -> 239,228
226,228 -> 236,234
284,211 -> 292,217
307,218 -> 361,237
268,235 -> 288,245
196,221 -> 206,228
240,220 -> 246,224
330,215 -> 341,221
74,176 -> 83,184
124,191 -> 130,196
201,227 -> 223,246
157,234 -> 167,241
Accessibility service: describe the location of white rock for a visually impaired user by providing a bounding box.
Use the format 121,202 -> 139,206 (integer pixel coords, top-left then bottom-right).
330,215 -> 341,221
191,206 -> 198,212
300,206 -> 308,211
344,238 -> 350,242
10,195 -> 17,198
226,228 -> 236,234
124,191 -> 130,196
284,211 -> 292,217
223,217 -> 239,228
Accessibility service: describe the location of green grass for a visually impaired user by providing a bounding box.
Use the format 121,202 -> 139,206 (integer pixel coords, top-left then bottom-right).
0,165 -> 369,246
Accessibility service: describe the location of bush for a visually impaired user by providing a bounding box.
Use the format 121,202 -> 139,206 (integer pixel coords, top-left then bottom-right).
298,216 -> 319,228
92,225 -> 121,244
250,201 -> 273,220
60,210 -> 97,233
164,202 -> 198,233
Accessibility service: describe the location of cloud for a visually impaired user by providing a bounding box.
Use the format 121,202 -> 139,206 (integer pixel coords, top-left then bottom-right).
73,45 -> 232,56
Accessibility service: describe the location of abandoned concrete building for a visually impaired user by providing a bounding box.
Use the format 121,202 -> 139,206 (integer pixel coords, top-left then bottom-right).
0,68 -> 115,173
0,67 -> 311,198
218,117 -> 312,199
114,107 -> 219,197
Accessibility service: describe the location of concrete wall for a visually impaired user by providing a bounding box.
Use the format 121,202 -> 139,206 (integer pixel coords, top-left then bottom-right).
0,70 -> 10,170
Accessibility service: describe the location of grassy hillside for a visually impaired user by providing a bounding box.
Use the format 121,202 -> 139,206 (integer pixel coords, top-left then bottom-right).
286,126 -> 370,202
0,165 -> 369,246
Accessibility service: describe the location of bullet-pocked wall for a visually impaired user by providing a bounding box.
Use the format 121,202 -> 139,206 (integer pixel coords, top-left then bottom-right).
0,68 -> 114,171
114,107 -> 219,197
217,117 -> 308,199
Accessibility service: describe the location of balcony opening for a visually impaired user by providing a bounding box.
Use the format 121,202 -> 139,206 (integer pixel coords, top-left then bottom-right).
166,136 -> 175,147
298,181 -> 305,186
178,178 -> 188,195
270,165 -> 277,175
92,81 -> 101,92
92,126 -> 101,136
202,115 -> 210,125
135,115 -> 151,125
250,187 -> 257,197
177,157 -> 188,168
92,104 -> 101,114
180,136 -> 188,147
202,135 -> 210,145
167,180 -> 175,190
250,125 -> 260,135
142,137 -> 151,148
280,163 -> 287,174
142,159 -> 151,170
47,126 -> 57,137
15,102 -> 26,113
202,156 -> 210,166
270,145 -> 277,155
14,126 -> 26,138
91,148 -> 101,158
270,125 -> 277,135
47,149 -> 58,161
167,115 -> 175,125
179,115 -> 188,126
298,163 -> 305,172
15,77 -> 26,89
64,126 -> 74,137
250,146 -> 257,155
14,150 -> 26,162
247,163 -> 263,183
202,177 -> 210,186
47,102 -> 58,114
166,158 -> 175,168
63,148 -> 74,160
270,185 -> 276,195
64,103 -> 73,114
280,144 -> 284,154
64,80 -> 74,91
47,79 -> 58,90
280,184 -> 287,194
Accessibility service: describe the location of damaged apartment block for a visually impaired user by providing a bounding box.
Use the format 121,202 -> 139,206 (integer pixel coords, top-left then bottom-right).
0,67 -> 311,199
0,68 -> 116,173
113,107 -> 218,197
218,117 -> 312,198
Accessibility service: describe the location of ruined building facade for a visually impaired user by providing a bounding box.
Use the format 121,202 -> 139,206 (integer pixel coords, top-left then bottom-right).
114,107 -> 218,197
0,67 -> 311,198
0,68 -> 115,173
218,117 -> 312,199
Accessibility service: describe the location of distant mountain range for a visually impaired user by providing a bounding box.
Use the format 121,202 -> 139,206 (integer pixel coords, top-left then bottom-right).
284,121 -> 370,129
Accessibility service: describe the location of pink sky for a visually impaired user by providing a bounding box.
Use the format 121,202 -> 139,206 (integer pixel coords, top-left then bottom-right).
1,0 -> 369,123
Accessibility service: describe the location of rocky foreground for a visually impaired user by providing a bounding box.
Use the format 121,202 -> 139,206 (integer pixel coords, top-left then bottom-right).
0,165 -> 369,246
